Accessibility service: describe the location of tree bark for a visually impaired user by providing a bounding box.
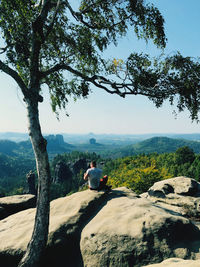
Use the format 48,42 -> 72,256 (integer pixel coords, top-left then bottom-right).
18,98 -> 51,267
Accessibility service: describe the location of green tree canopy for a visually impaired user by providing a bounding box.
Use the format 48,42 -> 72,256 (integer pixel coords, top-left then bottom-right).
0,0 -> 168,114
175,146 -> 195,165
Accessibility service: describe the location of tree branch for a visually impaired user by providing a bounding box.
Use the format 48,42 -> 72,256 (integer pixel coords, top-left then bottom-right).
40,63 -> 174,99
65,0 -> 132,31
0,45 -> 8,54
30,0 -> 53,86
0,60 -> 43,102
0,60 -> 28,94
44,0 -> 61,40
65,0 -> 106,30
40,63 -> 124,94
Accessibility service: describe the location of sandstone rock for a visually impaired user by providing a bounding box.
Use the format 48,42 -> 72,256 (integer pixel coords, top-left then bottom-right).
72,158 -> 88,175
148,176 -> 200,198
0,194 -> 36,220
144,258 -> 200,267
1,186 -> 200,267
148,194 -> 200,218
53,161 -> 73,184
80,188 -> 200,267
145,177 -> 200,220
26,171 -> 37,195
0,189 -> 108,267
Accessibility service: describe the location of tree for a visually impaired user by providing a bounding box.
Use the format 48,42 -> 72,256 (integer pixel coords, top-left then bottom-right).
175,146 -> 195,165
0,1 -> 199,266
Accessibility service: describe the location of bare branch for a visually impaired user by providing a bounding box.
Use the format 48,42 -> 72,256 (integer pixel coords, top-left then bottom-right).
64,1 -> 97,29
65,1 -> 79,20
0,60 -> 28,94
40,63 -> 124,94
40,63 -> 175,99
0,60 -> 43,102
0,45 -> 8,54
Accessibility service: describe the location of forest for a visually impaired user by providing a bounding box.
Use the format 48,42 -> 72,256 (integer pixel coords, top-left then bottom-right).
0,136 -> 200,199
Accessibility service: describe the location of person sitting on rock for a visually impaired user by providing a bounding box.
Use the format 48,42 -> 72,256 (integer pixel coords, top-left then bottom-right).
84,161 -> 110,191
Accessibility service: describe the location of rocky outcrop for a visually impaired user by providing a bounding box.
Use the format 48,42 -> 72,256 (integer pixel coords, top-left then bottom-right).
148,176 -> 200,197
26,171 -> 37,195
0,194 -> 36,220
53,161 -> 73,185
72,158 -> 88,175
0,177 -> 200,267
52,159 -> 88,187
80,188 -> 200,267
143,177 -> 200,219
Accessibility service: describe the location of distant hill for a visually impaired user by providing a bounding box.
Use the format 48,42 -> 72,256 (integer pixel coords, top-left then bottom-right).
111,136 -> 200,157
133,137 -> 200,153
0,132 -> 29,142
0,140 -> 18,156
1,132 -> 200,144
1,133 -> 200,159
0,135 -> 75,159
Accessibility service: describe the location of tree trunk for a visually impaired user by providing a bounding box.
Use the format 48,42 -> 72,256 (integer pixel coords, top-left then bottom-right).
18,99 -> 51,267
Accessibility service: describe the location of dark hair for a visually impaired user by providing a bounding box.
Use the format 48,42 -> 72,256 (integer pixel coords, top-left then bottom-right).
91,161 -> 96,167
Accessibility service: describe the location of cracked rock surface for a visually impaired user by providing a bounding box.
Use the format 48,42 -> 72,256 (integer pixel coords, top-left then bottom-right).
0,177 -> 200,267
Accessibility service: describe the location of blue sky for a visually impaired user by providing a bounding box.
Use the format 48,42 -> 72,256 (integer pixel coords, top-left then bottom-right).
0,0 -> 200,134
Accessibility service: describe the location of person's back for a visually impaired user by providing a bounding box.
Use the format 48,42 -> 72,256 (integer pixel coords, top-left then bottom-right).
84,161 -> 102,190
87,167 -> 102,189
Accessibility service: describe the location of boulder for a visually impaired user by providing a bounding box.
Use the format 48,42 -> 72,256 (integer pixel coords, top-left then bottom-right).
0,189 -> 108,267
0,194 -> 36,220
144,258 -> 200,267
145,177 -> 200,220
148,176 -> 200,198
80,188 -> 200,267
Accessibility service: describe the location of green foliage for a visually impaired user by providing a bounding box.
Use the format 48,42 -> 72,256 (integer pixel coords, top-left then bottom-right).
0,186 -> 5,197
103,146 -> 200,193
0,153 -> 35,195
1,144 -> 200,197
50,182 -> 71,201
0,153 -> 35,178
163,53 -> 200,121
0,1 -> 199,134
174,146 -> 195,165
155,147 -> 198,180
0,140 -> 18,156
0,0 -> 169,116
104,155 -> 171,194
9,187 -> 24,196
